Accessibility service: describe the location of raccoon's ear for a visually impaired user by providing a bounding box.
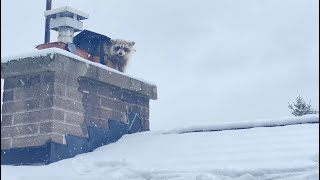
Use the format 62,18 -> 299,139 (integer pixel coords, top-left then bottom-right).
130,41 -> 135,46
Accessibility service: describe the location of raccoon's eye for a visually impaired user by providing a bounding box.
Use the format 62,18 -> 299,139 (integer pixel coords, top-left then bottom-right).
114,47 -> 120,51
124,48 -> 129,52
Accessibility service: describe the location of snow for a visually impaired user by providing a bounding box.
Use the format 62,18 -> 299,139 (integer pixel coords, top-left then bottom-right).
1,117 -> 319,180
1,47 -> 156,86
164,114 -> 319,134
0,49 -> 318,179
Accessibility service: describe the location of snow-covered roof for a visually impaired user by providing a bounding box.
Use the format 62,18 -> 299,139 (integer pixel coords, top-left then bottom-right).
165,114 -> 319,134
2,115 -> 319,180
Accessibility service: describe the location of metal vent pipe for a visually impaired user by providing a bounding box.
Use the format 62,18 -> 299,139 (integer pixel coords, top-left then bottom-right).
44,0 -> 52,44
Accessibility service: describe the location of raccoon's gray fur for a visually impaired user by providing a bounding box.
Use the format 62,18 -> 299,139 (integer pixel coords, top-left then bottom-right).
95,39 -> 135,72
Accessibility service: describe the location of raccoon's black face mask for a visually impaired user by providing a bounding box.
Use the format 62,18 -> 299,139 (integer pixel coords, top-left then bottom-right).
113,46 -> 130,57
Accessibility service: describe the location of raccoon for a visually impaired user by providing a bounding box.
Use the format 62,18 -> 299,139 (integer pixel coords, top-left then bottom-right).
95,39 -> 135,72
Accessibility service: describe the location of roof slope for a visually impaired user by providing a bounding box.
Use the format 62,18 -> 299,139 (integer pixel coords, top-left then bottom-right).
1,115 -> 319,180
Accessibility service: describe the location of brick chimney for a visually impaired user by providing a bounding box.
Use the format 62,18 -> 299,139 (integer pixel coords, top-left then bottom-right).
1,49 -> 157,165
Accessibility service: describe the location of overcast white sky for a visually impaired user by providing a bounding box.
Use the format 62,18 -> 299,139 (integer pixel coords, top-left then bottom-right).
1,0 -> 319,130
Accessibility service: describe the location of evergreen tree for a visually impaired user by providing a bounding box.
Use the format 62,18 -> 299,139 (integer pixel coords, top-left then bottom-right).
288,95 -> 318,116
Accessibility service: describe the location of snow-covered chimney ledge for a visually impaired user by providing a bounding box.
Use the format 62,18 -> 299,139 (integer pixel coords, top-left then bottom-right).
1,48 -> 157,165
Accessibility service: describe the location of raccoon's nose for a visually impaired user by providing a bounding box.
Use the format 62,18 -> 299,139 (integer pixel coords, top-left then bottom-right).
119,52 -> 123,56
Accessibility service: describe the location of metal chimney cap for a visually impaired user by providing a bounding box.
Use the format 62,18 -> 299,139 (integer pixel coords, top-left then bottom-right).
44,6 -> 89,20
44,6 -> 89,43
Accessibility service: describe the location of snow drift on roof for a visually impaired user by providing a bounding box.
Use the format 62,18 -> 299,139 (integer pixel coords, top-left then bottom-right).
1,118 -> 319,180
165,114 -> 319,134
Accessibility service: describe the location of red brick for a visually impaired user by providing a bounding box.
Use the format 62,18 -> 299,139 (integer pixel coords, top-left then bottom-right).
101,96 -> 129,112
83,116 -> 109,128
1,124 -> 38,138
1,115 -> 13,126
143,120 -> 150,130
82,93 -> 100,107
65,112 -> 84,125
1,138 -> 12,149
3,90 -> 14,101
14,109 -> 63,125
40,122 -> 87,137
101,108 -> 127,122
12,134 -> 64,148
121,91 -> 149,107
53,97 -> 84,113
141,107 -> 150,120
83,105 -> 105,120
2,99 -> 40,114
65,86 -> 83,101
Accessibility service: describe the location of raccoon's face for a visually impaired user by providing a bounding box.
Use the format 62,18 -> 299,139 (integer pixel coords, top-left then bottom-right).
110,39 -> 135,58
